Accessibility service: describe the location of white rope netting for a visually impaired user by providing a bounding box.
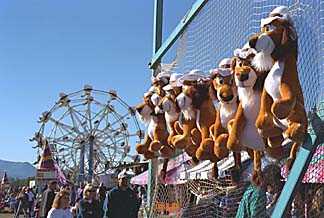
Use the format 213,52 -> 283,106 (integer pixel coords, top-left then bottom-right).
147,0 -> 324,217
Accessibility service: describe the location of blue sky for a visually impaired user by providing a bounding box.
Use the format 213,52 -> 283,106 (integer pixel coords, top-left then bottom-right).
0,0 -> 196,163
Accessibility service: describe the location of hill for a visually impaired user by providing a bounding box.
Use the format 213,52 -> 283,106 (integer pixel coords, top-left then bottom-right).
0,159 -> 36,179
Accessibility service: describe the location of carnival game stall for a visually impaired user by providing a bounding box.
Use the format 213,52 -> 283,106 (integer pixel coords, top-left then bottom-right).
35,137 -> 66,190
131,153 -> 192,216
136,1 -> 324,217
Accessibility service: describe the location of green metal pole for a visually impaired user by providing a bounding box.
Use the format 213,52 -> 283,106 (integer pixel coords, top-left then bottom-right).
147,0 -> 163,216
153,0 -> 163,54
271,110 -> 324,217
149,0 -> 208,68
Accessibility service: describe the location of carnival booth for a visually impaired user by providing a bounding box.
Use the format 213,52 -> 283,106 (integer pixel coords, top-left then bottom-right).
131,153 -> 192,186
131,153 -> 192,215
136,1 -> 324,217
36,139 -> 66,189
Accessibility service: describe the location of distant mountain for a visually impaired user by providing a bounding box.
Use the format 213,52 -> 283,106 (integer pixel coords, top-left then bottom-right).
0,159 -> 36,179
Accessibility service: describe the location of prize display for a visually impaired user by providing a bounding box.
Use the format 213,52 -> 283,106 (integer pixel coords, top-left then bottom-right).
136,6 -> 308,185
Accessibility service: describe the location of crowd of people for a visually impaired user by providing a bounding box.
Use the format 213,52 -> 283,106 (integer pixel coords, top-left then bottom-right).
1,164 -> 323,217
0,170 -> 142,218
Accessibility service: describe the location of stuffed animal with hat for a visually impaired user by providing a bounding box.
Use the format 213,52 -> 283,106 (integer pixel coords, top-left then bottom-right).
194,81 -> 218,162
150,75 -> 176,158
175,70 -> 217,162
227,45 -> 273,185
149,74 -> 184,158
135,91 -> 156,159
156,73 -> 183,150
249,6 -> 307,169
201,58 -> 242,170
135,84 -> 172,159
171,70 -> 203,157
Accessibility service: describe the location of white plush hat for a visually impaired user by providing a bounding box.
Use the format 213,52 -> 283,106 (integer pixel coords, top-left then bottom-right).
233,43 -> 257,60
156,71 -> 171,80
163,73 -> 183,91
144,86 -> 155,98
210,58 -> 233,77
261,6 -> 291,27
218,58 -> 232,69
261,16 -> 280,28
210,68 -> 232,77
270,5 -> 289,17
178,69 -> 206,85
151,71 -> 171,85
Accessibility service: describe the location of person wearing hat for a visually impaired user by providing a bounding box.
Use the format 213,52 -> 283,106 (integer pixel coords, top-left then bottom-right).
105,170 -> 141,218
76,184 -> 101,218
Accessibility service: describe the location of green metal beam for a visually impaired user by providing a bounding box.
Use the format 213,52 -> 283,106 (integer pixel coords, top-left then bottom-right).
147,0 -> 163,216
153,0 -> 163,55
148,0 -> 209,69
271,110 -> 324,217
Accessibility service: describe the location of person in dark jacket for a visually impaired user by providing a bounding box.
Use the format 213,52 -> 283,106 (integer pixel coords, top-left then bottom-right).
40,180 -> 57,218
106,170 -> 141,218
77,184 -> 101,218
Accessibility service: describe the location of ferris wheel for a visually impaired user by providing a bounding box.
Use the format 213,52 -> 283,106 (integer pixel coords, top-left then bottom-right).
32,85 -> 143,182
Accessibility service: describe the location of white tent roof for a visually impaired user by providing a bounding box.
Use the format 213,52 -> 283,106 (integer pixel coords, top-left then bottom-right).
179,152 -> 253,180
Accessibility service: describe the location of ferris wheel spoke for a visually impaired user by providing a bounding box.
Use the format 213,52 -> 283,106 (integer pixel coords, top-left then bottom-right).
106,144 -> 127,156
66,105 -> 83,134
92,99 -> 108,108
91,108 -> 108,133
127,132 -> 140,137
92,106 -> 106,121
47,130 -> 75,143
51,141 -> 74,149
105,136 -> 125,146
67,105 -> 90,133
84,95 -> 93,131
58,154 -> 73,165
100,113 -> 129,133
97,149 -> 109,165
109,112 -> 126,127
48,123 -> 59,139
95,129 -> 124,140
49,117 -> 78,136
97,126 -> 120,134
67,102 -> 91,120
54,126 -> 79,145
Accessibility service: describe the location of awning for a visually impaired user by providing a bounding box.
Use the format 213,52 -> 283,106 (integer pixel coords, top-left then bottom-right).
179,152 -> 279,181
282,144 -> 324,183
130,153 -> 192,185
179,152 -> 250,180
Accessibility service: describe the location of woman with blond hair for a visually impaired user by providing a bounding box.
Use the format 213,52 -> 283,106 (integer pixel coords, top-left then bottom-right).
47,190 -> 73,218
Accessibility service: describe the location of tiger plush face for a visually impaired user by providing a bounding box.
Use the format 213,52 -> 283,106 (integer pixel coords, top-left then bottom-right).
135,94 -> 154,123
212,73 -> 237,104
249,18 -> 296,72
232,57 -> 258,89
156,94 -> 179,114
